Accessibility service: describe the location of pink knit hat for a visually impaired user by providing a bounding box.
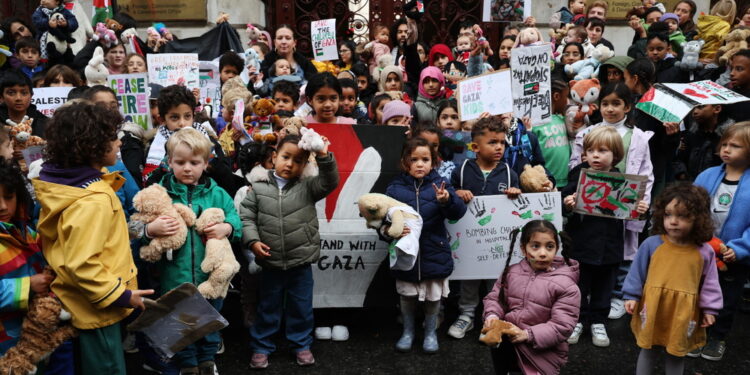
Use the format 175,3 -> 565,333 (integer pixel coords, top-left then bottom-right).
382,100 -> 411,123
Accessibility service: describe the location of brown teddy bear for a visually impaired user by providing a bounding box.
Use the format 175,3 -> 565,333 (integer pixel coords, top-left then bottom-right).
479,319 -> 515,347
280,116 -> 306,137
195,208 -> 240,299
247,98 -> 281,144
717,27 -> 750,65
520,164 -> 554,193
0,293 -> 77,375
131,184 -> 196,262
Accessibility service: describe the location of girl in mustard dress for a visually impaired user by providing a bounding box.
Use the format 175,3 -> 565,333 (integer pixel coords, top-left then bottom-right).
622,184 -> 723,375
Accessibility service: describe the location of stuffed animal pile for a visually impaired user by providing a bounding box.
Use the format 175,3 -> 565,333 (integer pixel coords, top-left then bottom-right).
131,184 -> 197,262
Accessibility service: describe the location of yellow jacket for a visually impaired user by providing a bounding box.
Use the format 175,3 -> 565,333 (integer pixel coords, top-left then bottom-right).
33,172 -> 138,329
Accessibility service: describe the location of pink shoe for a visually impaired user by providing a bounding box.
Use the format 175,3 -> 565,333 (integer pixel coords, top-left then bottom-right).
250,353 -> 268,369
295,349 -> 315,366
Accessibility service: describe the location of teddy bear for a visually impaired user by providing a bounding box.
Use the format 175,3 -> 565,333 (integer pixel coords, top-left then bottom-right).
676,39 -> 706,71
194,208 -> 241,299
92,22 -> 118,48
520,164 -> 553,193
708,237 -> 729,272
717,29 -> 750,66
131,184 -> 197,262
85,46 -> 108,86
358,193 -> 423,271
513,27 -> 543,48
0,292 -> 77,375
566,78 -> 601,133
280,116 -> 306,137
564,44 -> 613,81
248,98 -> 281,144
479,319 -> 515,347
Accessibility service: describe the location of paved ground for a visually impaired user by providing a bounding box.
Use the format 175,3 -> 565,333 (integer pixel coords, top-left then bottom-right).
126,291 -> 750,375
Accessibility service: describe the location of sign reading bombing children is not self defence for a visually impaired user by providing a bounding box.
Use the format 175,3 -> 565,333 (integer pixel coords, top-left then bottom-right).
510,43 -> 551,126
108,73 -> 151,130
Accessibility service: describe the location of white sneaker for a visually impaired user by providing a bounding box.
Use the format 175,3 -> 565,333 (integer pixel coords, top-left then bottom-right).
567,323 -> 583,344
447,315 -> 474,339
608,298 -> 627,320
331,325 -> 349,341
591,324 -> 610,347
314,326 -> 332,340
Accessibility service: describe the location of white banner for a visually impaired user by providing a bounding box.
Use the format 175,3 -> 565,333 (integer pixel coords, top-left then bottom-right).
32,87 -> 73,117
457,70 -> 513,121
511,44 -> 552,126
447,192 -> 563,280
311,19 -> 338,61
147,53 -> 200,91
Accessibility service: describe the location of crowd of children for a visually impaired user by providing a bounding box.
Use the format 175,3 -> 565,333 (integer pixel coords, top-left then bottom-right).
1,0 -> 750,374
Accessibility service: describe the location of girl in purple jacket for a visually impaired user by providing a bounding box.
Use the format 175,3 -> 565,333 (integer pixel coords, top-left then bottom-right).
482,220 -> 581,375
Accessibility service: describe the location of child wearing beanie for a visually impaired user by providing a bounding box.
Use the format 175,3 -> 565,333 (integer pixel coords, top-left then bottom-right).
382,100 -> 412,126
659,13 -> 686,56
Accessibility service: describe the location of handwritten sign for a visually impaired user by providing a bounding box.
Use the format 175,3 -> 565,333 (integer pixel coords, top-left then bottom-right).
311,19 -> 338,61
199,61 -> 221,118
147,53 -> 200,91
637,80 -> 750,123
32,87 -> 73,118
510,44 -> 551,126
483,0 -> 531,22
574,169 -> 648,220
108,73 -> 151,130
21,145 -> 44,167
457,70 -> 513,121
447,192 -> 563,280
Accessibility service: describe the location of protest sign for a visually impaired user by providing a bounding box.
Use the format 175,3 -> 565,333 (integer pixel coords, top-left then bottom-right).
636,80 -> 750,123
108,73 -> 151,130
199,61 -> 222,118
483,0 -> 531,22
510,44 -> 552,126
147,53 -> 200,91
308,124 -> 406,308
447,192 -> 563,280
21,145 -> 44,168
32,87 -> 73,117
457,70 -> 513,121
573,169 -> 648,220
311,19 -> 338,61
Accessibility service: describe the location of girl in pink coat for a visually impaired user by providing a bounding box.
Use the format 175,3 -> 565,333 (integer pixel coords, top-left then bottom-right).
482,220 -> 581,375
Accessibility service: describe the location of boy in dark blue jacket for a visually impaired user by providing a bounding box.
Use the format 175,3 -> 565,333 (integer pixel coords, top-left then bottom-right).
447,117 -> 521,339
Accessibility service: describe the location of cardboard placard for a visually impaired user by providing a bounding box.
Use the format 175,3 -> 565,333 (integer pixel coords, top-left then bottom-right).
510,43 -> 552,126
637,80 -> 750,123
108,73 -> 151,130
483,0 -> 531,22
32,87 -> 73,118
147,53 -> 200,91
457,70 -> 513,121
311,19 -> 338,61
21,145 -> 44,167
573,169 -> 648,220
447,192 -> 563,280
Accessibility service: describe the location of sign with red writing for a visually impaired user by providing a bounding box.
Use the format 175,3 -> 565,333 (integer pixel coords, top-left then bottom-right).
574,169 -> 648,220
311,19 -> 338,61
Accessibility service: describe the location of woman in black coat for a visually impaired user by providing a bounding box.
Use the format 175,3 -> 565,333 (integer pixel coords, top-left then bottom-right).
259,25 -> 317,86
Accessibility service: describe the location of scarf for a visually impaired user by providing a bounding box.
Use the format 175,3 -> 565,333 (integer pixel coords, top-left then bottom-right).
145,124 -> 211,168
0,222 -> 40,276
418,66 -> 445,100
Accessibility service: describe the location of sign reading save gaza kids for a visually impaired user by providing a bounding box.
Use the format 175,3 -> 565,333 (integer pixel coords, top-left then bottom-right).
108,73 -> 151,130
573,169 -> 648,220
310,19 -> 338,61
457,70 -> 513,121
510,43 -> 551,126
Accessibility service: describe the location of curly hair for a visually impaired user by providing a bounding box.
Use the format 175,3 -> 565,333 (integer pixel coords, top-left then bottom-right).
650,183 -> 714,246
0,157 -> 32,221
158,85 -> 196,118
44,101 -> 122,169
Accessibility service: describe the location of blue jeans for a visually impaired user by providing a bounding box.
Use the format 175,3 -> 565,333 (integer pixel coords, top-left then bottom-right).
250,264 -> 314,354
168,298 -> 224,369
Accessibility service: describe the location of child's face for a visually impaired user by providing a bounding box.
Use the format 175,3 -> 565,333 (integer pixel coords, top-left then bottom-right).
665,19 -> 679,33
92,91 -> 119,112
417,44 -> 427,63
405,145 -> 433,179
472,131 -> 506,165
375,98 -> 391,124
150,104 -> 162,126
663,199 -> 694,243
273,142 -> 308,180
552,87 -> 570,114
385,72 -> 401,91
438,107 -> 460,131
168,144 -> 208,185
49,74 -> 73,87
562,45 -> 582,65
457,37 -> 472,52
564,30 -> 579,44
127,56 -> 147,73
105,46 -> 126,68
642,0 -> 655,7
2,85 -> 31,114
356,75 -> 369,92
376,29 -> 389,44
220,65 -> 239,84
340,87 -> 357,116
0,184 -> 18,223
310,86 -> 340,123
274,59 -> 292,76
273,92 -> 295,112
102,138 -> 122,167
600,92 -> 630,124
720,135 -> 750,168
386,115 -> 406,126
418,132 -> 440,156
731,55 -> 750,89
0,137 -> 13,160
523,231 -> 558,271
16,47 -> 39,68
606,67 -> 624,83
570,0 -> 586,14
40,0 -> 58,10
691,104 -> 720,124
585,143 -> 614,171
498,39 -> 514,60
422,77 -> 441,97
646,11 -> 663,25
251,45 -> 265,61
585,25 -> 603,44
587,6 -> 606,20
164,103 -> 195,131
221,105 -> 232,122
433,54 -> 449,69
646,38 -> 670,63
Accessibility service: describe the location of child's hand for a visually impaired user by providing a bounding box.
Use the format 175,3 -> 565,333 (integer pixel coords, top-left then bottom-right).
147,216 -> 180,237
624,300 -> 638,315
523,16 -> 536,28
30,273 -> 54,294
506,324 -> 529,343
701,313 -> 716,328
316,136 -> 330,158
191,88 -> 201,105
433,181 -> 449,203
663,122 -> 679,135
722,247 -> 736,263
251,241 -> 271,258
204,222 -> 233,240
505,187 -> 522,199
456,189 -> 474,203
478,112 -> 491,119
521,116 -> 532,131
563,194 -> 577,210
636,200 -> 649,214
129,289 -> 155,310
483,315 -> 499,329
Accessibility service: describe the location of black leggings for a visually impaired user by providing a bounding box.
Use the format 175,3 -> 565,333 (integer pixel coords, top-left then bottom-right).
490,340 -> 520,375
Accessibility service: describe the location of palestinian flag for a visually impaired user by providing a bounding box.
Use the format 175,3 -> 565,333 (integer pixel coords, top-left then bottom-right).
92,0 -> 113,25
635,86 -> 692,123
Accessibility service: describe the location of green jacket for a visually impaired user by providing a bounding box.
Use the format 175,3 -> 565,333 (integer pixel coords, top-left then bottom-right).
240,153 -> 339,270
149,174 -> 241,294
